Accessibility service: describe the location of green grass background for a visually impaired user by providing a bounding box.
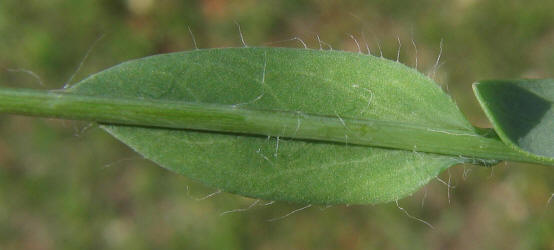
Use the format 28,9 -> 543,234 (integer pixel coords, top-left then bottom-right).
0,0 -> 553,249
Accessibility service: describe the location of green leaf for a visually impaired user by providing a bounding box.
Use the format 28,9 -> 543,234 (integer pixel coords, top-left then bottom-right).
68,47 -> 478,205
473,79 -> 554,163
2,48 -> 549,204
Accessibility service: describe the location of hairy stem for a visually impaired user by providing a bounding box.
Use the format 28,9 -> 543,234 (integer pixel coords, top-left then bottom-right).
0,87 -> 544,164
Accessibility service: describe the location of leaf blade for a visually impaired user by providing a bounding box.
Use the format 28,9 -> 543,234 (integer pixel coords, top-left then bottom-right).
68,47 -> 495,204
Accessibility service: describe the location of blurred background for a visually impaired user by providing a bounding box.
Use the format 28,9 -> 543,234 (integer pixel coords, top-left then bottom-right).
0,0 -> 553,249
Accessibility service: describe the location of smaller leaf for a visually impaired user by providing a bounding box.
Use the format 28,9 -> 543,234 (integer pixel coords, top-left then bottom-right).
473,79 -> 554,163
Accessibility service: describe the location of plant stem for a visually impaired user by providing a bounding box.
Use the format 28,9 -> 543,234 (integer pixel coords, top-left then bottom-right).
0,87 -> 545,164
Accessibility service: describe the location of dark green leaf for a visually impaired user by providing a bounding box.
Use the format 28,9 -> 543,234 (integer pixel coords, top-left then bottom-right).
473,79 -> 554,163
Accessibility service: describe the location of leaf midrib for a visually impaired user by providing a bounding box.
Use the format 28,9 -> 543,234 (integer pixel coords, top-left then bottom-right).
1,87 -> 545,164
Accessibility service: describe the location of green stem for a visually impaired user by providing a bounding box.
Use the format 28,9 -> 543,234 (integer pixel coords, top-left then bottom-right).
0,87 -> 543,164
